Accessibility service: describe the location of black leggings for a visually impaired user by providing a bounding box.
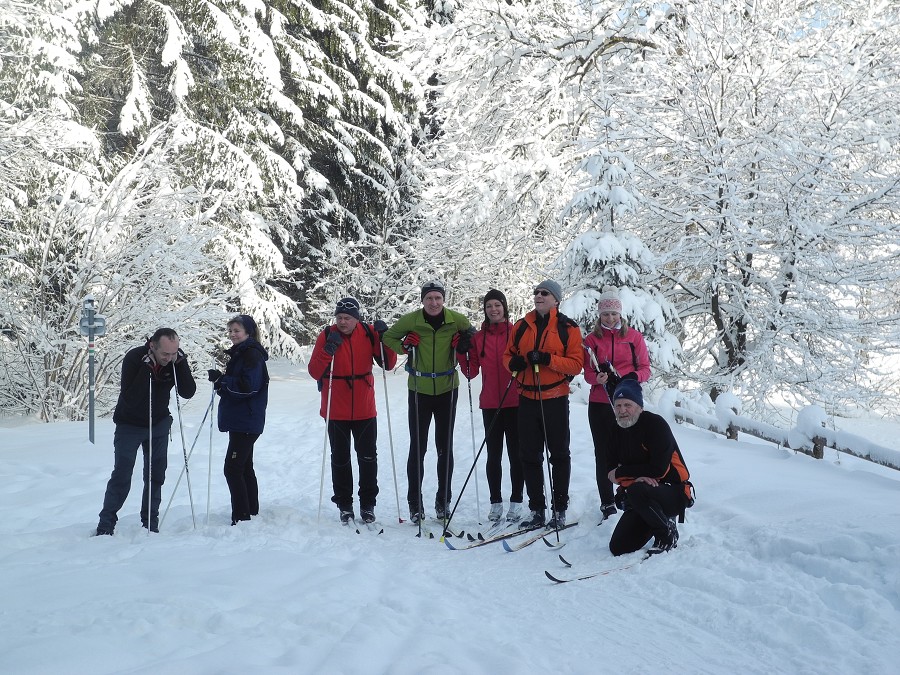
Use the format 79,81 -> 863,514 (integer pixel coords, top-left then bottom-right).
483,407 -> 523,504
588,402 -> 617,505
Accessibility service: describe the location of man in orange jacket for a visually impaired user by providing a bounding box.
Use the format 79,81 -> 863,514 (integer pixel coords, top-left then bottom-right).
504,280 -> 583,529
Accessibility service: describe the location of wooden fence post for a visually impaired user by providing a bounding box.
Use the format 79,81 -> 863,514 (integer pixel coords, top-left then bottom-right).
726,405 -> 739,441
812,436 -> 826,460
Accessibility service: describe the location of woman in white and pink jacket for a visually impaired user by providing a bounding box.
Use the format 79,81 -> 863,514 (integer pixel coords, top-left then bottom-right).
582,287 -> 651,519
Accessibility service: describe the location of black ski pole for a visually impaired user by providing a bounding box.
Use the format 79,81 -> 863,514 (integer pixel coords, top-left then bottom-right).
411,346 -> 424,538
534,364 -> 560,540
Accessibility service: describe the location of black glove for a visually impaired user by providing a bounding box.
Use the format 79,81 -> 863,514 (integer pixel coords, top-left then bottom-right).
207,369 -> 222,382
324,330 -> 343,356
373,320 -> 388,335
527,350 -> 551,366
508,355 -> 527,372
615,487 -> 629,512
621,371 -> 638,381
604,369 -> 623,399
453,328 -> 474,354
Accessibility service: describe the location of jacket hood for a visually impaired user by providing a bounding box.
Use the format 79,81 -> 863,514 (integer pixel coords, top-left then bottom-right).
228,336 -> 269,360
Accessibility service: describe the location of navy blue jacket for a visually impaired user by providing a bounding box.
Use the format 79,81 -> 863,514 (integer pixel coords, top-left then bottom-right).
216,338 -> 269,435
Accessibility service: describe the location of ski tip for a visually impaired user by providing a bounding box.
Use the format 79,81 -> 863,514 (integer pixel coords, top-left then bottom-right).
544,570 -> 566,583
559,554 -> 572,567
502,539 -> 514,552
444,538 -> 458,550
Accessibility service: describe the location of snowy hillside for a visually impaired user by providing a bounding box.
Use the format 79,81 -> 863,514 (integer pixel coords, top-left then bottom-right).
1,361 -> 898,674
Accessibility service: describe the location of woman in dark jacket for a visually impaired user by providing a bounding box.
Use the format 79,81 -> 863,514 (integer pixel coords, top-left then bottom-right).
210,314 -> 269,525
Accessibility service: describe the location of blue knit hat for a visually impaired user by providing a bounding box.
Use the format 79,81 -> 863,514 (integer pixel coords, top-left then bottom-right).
613,379 -> 643,407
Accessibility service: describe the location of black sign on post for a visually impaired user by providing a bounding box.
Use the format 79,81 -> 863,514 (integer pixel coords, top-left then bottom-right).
80,295 -> 106,443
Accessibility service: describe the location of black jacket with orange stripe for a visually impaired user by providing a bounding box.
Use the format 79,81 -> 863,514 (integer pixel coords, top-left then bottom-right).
607,409 -> 690,489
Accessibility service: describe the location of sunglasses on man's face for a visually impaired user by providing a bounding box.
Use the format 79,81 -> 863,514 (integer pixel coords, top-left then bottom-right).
533,289 -> 552,297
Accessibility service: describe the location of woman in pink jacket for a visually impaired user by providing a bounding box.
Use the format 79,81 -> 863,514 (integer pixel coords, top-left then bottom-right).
582,287 -> 651,519
459,289 -> 523,523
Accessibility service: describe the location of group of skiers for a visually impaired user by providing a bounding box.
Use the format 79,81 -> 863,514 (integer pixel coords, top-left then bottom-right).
95,280 -> 693,557
307,279 -> 692,556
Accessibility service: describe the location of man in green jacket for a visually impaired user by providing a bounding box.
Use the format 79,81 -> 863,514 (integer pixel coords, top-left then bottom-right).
383,280 -> 473,523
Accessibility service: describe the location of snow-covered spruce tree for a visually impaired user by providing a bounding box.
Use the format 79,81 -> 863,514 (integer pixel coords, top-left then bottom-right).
399,0 -> 659,319
557,229 -> 682,372
553,82 -> 681,378
618,0 -> 900,413
42,0 -> 424,337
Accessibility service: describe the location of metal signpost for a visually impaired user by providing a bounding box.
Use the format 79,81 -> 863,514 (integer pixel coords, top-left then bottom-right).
79,295 -> 106,443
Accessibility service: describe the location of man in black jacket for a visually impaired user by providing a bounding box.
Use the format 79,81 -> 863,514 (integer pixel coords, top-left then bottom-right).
606,379 -> 692,556
96,328 -> 196,535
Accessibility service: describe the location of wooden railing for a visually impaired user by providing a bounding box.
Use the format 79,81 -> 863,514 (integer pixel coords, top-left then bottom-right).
655,389 -> 900,473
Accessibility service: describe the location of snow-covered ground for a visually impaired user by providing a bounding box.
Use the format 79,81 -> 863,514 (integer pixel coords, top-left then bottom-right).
2,361 -> 898,674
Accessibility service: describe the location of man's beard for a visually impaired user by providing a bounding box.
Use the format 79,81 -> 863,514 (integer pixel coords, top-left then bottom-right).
616,414 -> 638,429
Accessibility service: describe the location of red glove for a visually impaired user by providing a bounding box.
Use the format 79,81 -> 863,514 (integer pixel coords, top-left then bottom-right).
401,332 -> 420,350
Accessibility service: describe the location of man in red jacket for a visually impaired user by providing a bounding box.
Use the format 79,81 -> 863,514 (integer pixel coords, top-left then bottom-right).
308,297 -> 397,524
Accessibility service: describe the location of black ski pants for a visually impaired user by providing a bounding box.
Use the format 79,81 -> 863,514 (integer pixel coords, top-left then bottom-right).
609,481 -> 685,556
328,418 -> 378,511
407,389 -> 457,512
483,407 -> 524,504
587,401 -> 617,506
517,396 -> 571,513
224,431 -> 260,524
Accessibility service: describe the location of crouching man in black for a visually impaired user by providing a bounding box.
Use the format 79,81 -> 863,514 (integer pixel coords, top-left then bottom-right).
606,379 -> 693,556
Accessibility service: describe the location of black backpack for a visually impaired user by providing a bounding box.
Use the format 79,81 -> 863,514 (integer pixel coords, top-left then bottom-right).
316,323 -> 380,392
511,312 -> 579,385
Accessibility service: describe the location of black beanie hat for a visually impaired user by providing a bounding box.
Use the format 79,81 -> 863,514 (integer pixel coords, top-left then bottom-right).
613,379 -> 644,407
334,297 -> 361,321
483,289 -> 509,320
421,280 -> 446,300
